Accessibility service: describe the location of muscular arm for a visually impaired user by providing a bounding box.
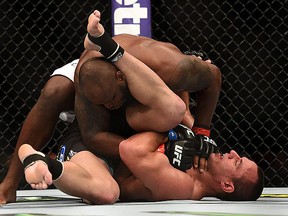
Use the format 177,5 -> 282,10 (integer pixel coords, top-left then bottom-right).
177,91 -> 194,128
85,10 -> 186,132
0,76 -> 75,203
74,85 -> 123,158
193,63 -> 221,128
113,52 -> 185,132
74,58 -> 124,158
172,56 -> 222,129
119,132 -> 194,201
114,34 -> 221,129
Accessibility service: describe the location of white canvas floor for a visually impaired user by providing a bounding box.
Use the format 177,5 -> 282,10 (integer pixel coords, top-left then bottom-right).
0,188 -> 288,216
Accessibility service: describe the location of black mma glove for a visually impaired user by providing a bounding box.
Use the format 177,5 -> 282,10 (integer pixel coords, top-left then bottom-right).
191,126 -> 222,159
164,124 -> 196,171
163,124 -> 221,171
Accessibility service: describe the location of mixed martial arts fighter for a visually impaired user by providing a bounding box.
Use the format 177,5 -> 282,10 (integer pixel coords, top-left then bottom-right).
18,10 -> 263,204
0,10 -> 221,204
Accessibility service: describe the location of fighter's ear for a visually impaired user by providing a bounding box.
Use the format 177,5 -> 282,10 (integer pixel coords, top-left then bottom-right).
220,180 -> 235,193
115,71 -> 125,81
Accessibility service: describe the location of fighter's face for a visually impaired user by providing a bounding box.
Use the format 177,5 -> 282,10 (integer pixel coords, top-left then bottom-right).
208,150 -> 258,182
84,70 -> 128,110
103,80 -> 128,110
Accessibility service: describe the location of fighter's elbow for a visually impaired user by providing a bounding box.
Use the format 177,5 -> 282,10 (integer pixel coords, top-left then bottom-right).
210,64 -> 222,90
81,131 -> 97,150
163,97 -> 186,130
119,137 -> 147,164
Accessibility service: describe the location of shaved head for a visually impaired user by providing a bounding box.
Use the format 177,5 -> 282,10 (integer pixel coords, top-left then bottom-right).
79,57 -> 119,104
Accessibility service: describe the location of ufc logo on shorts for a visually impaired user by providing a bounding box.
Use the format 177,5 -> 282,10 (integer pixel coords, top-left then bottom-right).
172,145 -> 183,167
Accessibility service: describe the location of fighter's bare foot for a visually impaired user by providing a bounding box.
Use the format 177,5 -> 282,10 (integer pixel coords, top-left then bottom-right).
18,144 -> 53,189
84,10 -> 105,50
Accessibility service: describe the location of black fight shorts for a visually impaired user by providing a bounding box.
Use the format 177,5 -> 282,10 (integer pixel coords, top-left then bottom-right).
56,120 -> 114,174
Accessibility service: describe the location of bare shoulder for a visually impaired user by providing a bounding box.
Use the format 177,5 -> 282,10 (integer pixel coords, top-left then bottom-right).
113,34 -> 186,83
113,34 -> 182,54
152,169 -> 195,201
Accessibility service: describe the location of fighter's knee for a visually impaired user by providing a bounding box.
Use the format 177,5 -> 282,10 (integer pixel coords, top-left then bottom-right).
104,182 -> 120,204
88,181 -> 120,204
40,77 -> 74,110
99,184 -> 119,204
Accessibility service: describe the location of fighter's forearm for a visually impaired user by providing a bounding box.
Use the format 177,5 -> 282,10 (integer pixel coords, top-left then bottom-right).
2,103 -> 60,196
194,64 -> 221,128
177,91 -> 194,128
194,92 -> 218,128
85,132 -> 124,159
1,75 -> 75,204
74,89 -> 123,158
0,150 -> 23,204
2,153 -> 23,187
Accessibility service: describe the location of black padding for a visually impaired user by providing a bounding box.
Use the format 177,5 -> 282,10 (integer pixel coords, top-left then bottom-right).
23,154 -> 47,169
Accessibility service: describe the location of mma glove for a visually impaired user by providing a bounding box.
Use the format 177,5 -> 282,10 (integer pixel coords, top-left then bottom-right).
163,124 -> 221,171
191,126 -> 222,159
164,124 -> 196,171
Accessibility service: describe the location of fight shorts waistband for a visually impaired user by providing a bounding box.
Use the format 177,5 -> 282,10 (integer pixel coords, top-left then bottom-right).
51,59 -> 79,82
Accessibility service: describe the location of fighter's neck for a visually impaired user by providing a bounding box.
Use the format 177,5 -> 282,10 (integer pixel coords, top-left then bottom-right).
186,168 -> 218,199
